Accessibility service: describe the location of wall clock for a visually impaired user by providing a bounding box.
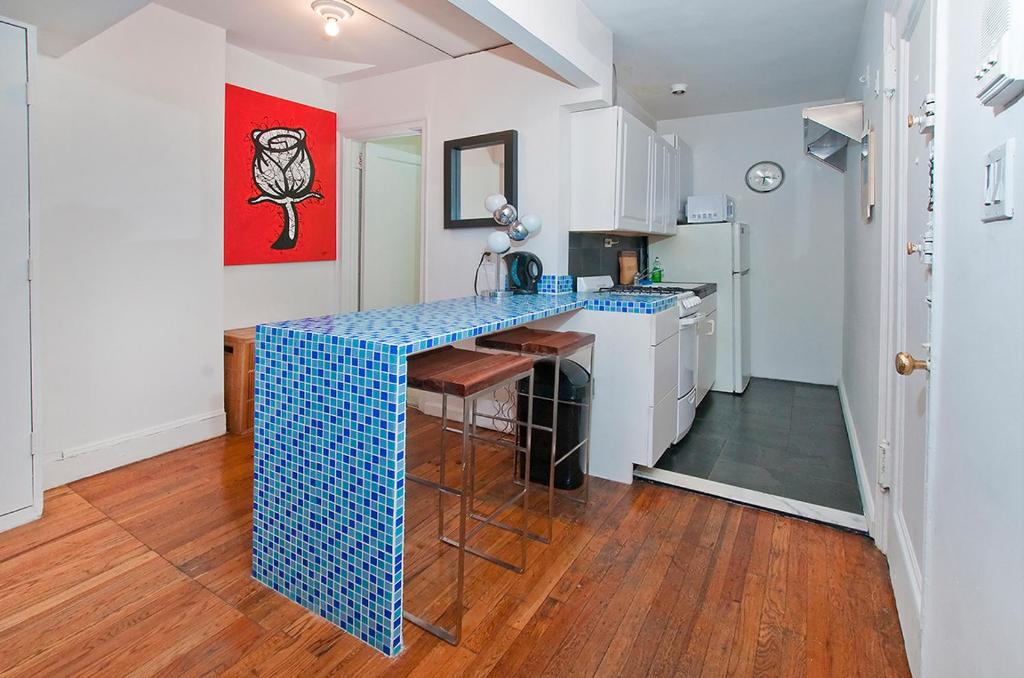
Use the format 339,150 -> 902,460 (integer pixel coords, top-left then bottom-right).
745,161 -> 785,193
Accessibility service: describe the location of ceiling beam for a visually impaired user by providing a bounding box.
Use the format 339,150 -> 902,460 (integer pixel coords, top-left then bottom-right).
447,0 -> 612,90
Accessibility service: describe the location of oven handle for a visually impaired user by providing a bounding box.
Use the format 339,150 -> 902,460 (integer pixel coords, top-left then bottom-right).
687,313 -> 715,335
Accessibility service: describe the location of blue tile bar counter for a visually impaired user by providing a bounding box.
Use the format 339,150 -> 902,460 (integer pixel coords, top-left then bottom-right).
251,291 -> 676,655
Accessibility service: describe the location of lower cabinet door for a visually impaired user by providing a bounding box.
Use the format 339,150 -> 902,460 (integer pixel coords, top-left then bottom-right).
647,388 -> 677,467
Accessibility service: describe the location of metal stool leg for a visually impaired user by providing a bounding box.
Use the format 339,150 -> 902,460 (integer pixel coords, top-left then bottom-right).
442,371 -> 534,573
565,346 -> 593,506
403,396 -> 470,645
521,372 -> 534,570
546,356 -> 561,543
451,397 -> 472,644
437,393 -> 448,539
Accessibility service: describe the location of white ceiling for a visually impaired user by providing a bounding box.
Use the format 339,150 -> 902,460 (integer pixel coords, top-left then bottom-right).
0,0 -> 508,81
584,0 -> 868,119
156,0 -> 508,81
0,0 -> 151,55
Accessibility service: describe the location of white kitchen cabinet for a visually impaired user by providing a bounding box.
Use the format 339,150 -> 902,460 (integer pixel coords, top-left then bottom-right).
617,109 -> 653,231
570,106 -> 680,235
662,133 -> 690,233
650,137 -> 674,235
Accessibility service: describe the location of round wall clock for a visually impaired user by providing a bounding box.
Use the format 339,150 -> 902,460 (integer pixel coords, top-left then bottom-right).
745,161 -> 785,193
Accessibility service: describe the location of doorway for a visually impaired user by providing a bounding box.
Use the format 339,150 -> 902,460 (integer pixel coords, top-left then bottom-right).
358,134 -> 422,310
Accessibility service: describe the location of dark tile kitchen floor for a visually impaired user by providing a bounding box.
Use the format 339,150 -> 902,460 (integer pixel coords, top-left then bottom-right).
656,378 -> 864,514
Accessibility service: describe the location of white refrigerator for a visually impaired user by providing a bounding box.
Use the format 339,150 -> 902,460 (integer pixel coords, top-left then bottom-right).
650,221 -> 751,394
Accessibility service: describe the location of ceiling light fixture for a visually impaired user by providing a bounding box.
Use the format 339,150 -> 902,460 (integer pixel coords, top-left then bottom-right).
311,0 -> 354,38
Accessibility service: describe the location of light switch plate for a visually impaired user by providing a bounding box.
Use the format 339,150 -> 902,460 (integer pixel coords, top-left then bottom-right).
982,138 -> 1015,222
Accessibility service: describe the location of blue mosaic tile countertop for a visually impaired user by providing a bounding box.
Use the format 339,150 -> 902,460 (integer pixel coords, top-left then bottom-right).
251,290 -> 678,657
266,292 -> 677,355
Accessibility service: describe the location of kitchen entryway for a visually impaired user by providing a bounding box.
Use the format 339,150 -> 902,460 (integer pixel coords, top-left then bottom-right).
637,378 -> 865,530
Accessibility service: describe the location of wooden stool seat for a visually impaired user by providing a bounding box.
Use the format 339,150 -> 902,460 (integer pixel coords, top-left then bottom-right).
476,327 -> 595,357
408,346 -> 535,397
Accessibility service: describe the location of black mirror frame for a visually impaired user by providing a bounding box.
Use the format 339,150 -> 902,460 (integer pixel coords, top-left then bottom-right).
444,129 -> 518,229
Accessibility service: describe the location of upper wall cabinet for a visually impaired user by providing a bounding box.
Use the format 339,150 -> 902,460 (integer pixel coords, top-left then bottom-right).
570,106 -> 680,236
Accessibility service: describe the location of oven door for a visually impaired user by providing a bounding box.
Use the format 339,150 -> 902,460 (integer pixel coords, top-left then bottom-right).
676,316 -> 699,441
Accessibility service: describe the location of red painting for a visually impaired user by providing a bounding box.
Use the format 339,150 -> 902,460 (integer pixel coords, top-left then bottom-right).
224,84 -> 337,265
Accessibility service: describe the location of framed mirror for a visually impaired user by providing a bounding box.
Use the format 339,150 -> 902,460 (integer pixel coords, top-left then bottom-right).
444,130 -> 517,229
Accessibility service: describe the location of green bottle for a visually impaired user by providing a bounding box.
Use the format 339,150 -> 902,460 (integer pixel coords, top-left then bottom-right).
651,256 -> 664,283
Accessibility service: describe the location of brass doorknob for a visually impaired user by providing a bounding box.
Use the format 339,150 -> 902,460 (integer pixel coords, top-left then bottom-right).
895,352 -> 928,375
907,114 -> 916,128
907,240 -> 920,255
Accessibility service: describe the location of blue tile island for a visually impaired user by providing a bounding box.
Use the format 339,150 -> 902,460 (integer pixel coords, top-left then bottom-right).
251,291 -> 676,655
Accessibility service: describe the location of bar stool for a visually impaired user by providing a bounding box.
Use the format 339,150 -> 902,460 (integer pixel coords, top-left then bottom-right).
402,346 -> 536,645
475,327 -> 595,544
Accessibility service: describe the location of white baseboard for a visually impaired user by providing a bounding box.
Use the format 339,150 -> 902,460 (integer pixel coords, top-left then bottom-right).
43,410 -> 227,488
838,379 -> 876,533
889,510 -> 923,673
0,503 -> 43,533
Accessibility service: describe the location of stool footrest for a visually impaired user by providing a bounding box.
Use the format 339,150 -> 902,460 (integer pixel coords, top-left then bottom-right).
439,536 -> 525,573
470,511 -> 552,545
407,473 -> 462,496
403,611 -> 459,646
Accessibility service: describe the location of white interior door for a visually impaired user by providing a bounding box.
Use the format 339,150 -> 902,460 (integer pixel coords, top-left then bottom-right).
360,136 -> 421,310
889,0 -> 936,663
0,20 -> 34,519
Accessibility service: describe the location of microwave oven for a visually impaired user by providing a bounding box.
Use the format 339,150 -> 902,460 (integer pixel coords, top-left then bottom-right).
686,194 -> 735,223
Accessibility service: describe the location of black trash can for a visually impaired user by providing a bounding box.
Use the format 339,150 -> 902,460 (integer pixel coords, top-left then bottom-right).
516,357 -> 589,490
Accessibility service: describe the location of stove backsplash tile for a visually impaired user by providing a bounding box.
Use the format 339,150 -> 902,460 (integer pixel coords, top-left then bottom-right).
568,233 -> 649,287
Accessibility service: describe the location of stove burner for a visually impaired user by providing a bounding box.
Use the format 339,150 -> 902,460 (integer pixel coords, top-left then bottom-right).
599,285 -> 692,295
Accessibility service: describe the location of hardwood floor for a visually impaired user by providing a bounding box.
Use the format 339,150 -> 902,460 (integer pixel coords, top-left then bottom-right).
0,410 -> 910,676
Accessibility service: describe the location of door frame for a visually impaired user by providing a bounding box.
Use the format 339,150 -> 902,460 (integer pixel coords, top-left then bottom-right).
871,8 -> 901,550
340,119 -> 428,311
876,0 -> 933,670
0,15 -> 41,532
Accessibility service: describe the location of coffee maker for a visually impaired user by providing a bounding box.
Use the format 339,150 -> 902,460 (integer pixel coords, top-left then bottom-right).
503,252 -> 543,294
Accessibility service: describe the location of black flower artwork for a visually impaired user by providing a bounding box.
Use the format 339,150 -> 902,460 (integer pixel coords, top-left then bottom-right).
249,127 -> 322,250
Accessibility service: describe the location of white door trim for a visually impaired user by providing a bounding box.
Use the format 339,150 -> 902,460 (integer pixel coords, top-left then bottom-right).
0,15 -> 41,533
339,119 -> 428,311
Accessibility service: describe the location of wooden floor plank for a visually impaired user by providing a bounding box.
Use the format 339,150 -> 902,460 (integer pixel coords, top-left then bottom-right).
0,410 -> 911,677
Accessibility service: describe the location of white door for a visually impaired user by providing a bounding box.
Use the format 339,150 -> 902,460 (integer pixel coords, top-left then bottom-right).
360,136 -> 421,310
889,0 -> 936,663
617,110 -> 652,231
0,20 -> 34,519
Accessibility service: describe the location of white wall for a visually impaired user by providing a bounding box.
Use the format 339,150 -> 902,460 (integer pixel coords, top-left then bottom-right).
921,0 -> 1024,674
659,102 -> 846,385
33,4 -> 226,485
337,46 -> 599,301
223,45 -> 341,329
841,0 -> 888,529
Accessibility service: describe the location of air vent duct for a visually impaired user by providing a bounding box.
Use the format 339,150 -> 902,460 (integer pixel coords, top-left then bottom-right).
802,102 -> 865,172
